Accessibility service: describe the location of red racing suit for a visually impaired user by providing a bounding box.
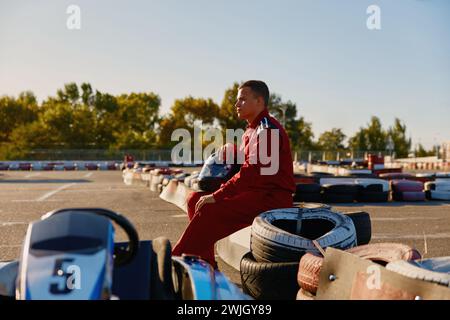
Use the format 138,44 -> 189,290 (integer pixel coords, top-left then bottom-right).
172,108 -> 296,268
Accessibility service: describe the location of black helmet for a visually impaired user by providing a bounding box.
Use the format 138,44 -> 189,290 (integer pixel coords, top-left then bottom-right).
197,144 -> 241,192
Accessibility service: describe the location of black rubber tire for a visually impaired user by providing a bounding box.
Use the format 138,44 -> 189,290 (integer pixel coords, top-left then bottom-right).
174,173 -> 189,182
150,237 -> 175,300
293,193 -> 322,203
322,184 -> 359,194
424,182 -> 438,191
359,184 -> 384,193
356,191 -> 389,203
346,173 -> 378,179
392,191 -> 425,202
250,232 -> 306,263
392,192 -> 402,201
386,257 -> 450,287
0,261 -> 18,298
344,211 -> 371,245
250,208 -> 357,263
240,252 -> 299,300
322,192 -> 355,203
296,183 -> 321,193
197,177 -> 224,192
310,172 -> 334,177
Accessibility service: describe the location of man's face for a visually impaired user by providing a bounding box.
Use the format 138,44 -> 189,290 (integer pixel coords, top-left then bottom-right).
235,87 -> 262,121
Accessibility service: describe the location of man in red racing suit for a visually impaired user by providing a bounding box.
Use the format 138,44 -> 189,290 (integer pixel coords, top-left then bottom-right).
172,80 -> 296,268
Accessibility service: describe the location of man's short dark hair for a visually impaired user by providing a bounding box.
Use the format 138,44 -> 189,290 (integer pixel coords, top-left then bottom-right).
239,80 -> 270,107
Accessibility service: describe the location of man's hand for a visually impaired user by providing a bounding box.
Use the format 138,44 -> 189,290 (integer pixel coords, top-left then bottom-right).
195,194 -> 216,215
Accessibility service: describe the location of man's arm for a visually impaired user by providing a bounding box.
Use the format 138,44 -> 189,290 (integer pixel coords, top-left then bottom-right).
212,128 -> 279,201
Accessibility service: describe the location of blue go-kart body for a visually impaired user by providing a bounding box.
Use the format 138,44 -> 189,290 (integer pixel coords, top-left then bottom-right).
0,208 -> 249,300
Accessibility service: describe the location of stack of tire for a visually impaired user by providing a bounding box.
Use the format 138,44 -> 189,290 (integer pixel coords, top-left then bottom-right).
184,172 -> 199,188
412,173 -> 435,184
296,243 -> 422,300
379,172 -> 415,181
240,205 -> 358,300
424,181 -> 450,201
355,179 -> 389,202
436,172 -> 450,181
293,183 -> 322,202
385,256 -> 450,289
321,183 -> 359,203
391,180 -> 425,201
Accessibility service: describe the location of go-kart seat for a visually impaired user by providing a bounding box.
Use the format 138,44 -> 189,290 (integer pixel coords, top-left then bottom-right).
112,237 -> 175,300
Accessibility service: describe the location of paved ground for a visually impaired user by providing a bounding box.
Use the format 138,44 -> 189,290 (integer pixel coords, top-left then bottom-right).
1,170 -> 450,288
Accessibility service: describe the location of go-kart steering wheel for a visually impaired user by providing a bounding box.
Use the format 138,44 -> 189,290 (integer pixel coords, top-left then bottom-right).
41,208 -> 140,266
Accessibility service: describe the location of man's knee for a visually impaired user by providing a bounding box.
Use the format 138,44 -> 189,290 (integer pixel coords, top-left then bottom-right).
187,192 -> 210,214
187,192 -> 199,210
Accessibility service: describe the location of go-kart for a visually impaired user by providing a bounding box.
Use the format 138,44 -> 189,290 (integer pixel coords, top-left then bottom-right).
0,208 -> 250,300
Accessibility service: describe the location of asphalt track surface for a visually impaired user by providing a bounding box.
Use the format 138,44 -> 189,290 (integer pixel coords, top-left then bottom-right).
1,171 -> 450,287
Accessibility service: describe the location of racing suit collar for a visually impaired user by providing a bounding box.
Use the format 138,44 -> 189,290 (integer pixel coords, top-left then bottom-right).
247,108 -> 269,129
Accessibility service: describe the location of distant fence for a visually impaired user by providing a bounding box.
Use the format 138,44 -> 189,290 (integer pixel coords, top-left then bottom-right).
4,149 -> 395,162
5,149 -> 173,161
291,150 -> 392,162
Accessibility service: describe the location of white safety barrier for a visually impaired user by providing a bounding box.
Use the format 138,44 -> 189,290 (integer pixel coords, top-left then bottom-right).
319,178 -> 390,192
0,161 -> 120,171
216,226 -> 251,271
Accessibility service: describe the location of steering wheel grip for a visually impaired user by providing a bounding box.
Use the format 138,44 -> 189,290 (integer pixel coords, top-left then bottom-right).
41,208 -> 140,266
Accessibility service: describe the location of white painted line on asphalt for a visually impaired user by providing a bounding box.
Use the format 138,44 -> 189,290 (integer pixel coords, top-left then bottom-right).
84,172 -> 93,178
24,172 -> 41,178
423,231 -> 428,255
11,199 -> 63,202
373,233 -> 450,240
63,188 -> 134,193
0,222 -> 27,226
36,183 -> 76,202
171,214 -> 187,218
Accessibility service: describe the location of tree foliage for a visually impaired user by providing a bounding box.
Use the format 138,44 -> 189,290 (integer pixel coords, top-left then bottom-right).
318,128 -> 347,150
0,82 -> 417,159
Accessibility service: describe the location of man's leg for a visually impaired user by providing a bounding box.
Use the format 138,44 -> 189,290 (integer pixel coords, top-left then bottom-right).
172,191 -> 292,268
185,191 -> 215,264
186,191 -> 211,221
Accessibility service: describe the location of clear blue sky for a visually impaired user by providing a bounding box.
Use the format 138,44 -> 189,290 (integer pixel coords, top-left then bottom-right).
1,0 -> 449,149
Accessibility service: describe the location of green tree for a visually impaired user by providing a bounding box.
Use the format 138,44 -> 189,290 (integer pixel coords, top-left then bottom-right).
348,128 -> 368,151
56,82 -> 80,105
0,92 -> 39,142
347,116 -> 388,151
113,92 -> 161,149
267,94 -> 315,151
81,83 -> 94,106
414,143 -> 436,157
171,96 -> 219,127
92,91 -> 119,148
318,128 -> 347,150
387,118 -> 411,158
365,116 -> 387,151
217,82 -> 246,131
158,96 -> 219,148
